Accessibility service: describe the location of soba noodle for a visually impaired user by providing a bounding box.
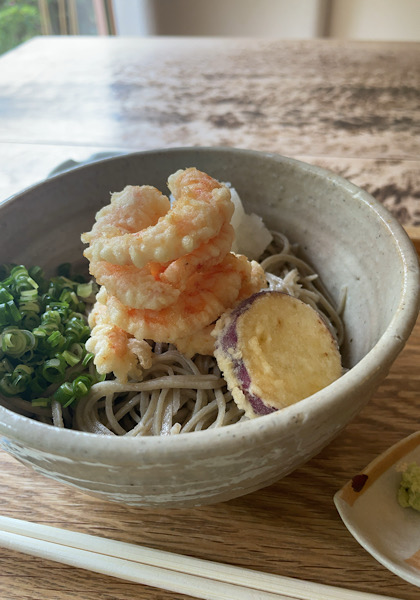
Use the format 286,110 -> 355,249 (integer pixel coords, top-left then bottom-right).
1,230 -> 345,435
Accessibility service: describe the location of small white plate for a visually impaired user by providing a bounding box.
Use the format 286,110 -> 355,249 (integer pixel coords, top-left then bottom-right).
334,431 -> 420,588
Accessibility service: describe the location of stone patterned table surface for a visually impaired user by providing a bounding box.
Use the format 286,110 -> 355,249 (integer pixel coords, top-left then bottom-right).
0,36 -> 419,600
0,36 -> 419,225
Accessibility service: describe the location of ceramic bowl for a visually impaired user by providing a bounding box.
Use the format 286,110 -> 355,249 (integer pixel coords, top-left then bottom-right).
0,147 -> 418,507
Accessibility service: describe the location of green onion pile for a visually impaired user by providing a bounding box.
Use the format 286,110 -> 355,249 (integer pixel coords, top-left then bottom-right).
0,263 -> 103,409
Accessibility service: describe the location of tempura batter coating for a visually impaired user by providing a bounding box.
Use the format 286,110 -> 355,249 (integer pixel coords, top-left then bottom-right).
173,257 -> 267,357
160,221 -> 234,287
82,185 -> 170,263
87,293 -> 152,382
88,220 -> 235,311
105,254 -> 246,343
82,168 -> 267,375
84,168 -> 233,269
174,325 -> 216,358
88,260 -> 180,311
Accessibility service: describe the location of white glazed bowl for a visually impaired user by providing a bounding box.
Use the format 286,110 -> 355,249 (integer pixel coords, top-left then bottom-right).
0,147 -> 418,507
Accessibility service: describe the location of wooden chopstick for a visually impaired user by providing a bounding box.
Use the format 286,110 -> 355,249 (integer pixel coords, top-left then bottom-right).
0,516 -> 402,600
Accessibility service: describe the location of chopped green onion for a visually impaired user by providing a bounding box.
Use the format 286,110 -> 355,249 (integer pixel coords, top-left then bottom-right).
53,381 -> 75,406
41,309 -> 62,329
82,351 -> 94,367
20,301 -> 40,314
61,349 -> 82,367
65,316 -> 90,343
11,364 -> 33,391
77,281 -> 94,298
28,265 -> 44,283
21,312 -> 41,330
0,262 -> 98,407
0,368 -> 31,396
42,356 -> 67,383
0,374 -> 20,396
0,300 -> 22,326
0,358 -> 13,375
46,330 -> 66,350
1,328 -> 36,358
14,364 -> 33,376
31,398 -> 49,407
9,265 -> 39,295
19,288 -> 39,303
0,287 -> 14,302
72,374 -> 93,398
69,342 -> 85,358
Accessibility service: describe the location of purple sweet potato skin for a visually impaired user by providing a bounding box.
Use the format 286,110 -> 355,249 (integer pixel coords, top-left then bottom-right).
219,294 -> 255,351
216,289 -> 342,417
237,362 -> 276,415
219,292 -> 277,416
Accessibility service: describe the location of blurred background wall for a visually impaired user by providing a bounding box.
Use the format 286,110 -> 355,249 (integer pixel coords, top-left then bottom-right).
112,0 -> 420,40
1,0 -> 420,56
328,0 -> 420,41
128,0 -> 330,38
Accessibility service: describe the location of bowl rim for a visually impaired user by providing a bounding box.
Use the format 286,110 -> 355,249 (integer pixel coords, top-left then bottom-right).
0,146 -> 419,460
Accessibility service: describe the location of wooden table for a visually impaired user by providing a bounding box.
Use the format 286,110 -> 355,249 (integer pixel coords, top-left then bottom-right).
0,36 -> 419,600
